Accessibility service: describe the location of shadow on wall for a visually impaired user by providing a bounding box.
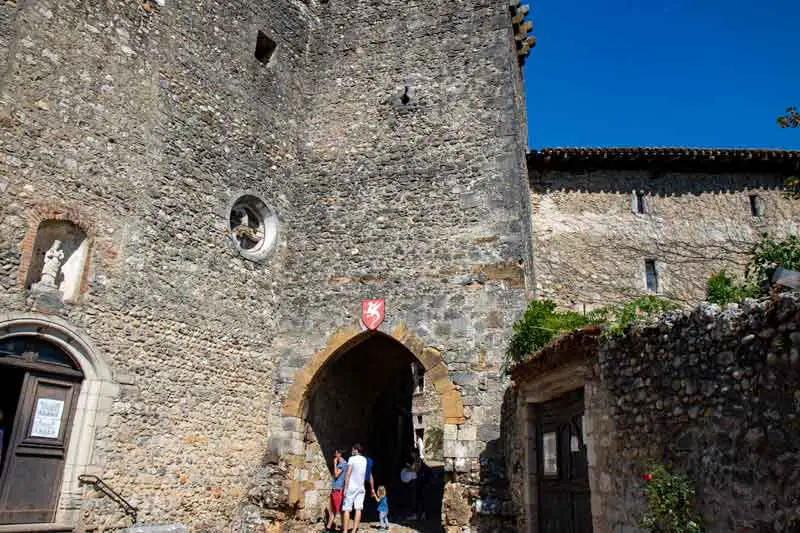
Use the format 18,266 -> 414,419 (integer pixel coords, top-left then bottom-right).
470,387 -> 518,531
530,169 -> 790,197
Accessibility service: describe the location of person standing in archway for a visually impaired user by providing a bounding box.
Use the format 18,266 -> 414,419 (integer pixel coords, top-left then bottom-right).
342,443 -> 368,533
325,449 -> 347,532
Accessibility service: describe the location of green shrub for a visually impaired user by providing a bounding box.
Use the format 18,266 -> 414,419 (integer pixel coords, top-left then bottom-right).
505,299 -> 601,367
640,463 -> 702,533
746,233 -> 800,290
705,270 -> 758,306
705,234 -> 800,304
603,295 -> 680,337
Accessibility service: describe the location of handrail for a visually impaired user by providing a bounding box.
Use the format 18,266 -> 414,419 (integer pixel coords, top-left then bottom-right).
78,474 -> 138,524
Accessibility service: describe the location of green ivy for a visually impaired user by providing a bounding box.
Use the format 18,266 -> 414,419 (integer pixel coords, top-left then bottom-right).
640,463 -> 702,533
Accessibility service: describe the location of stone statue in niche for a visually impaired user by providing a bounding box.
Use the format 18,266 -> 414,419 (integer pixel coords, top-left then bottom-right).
230,206 -> 264,251
26,220 -> 91,308
37,240 -> 65,290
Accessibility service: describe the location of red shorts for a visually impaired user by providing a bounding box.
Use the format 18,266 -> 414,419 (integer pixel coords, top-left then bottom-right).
330,489 -> 343,513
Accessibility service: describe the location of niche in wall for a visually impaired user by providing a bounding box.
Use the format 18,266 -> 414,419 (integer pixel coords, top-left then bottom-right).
25,220 -> 90,302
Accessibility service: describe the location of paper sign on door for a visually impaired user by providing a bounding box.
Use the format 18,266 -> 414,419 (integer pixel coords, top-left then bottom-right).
30,398 -> 65,439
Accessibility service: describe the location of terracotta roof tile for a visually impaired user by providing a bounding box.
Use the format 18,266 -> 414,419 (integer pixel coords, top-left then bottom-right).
528,147 -> 800,172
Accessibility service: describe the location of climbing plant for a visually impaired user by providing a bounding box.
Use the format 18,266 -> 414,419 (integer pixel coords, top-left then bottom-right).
640,463 -> 702,533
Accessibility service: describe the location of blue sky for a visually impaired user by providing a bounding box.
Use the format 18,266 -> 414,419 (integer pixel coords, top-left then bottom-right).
523,1 -> 800,149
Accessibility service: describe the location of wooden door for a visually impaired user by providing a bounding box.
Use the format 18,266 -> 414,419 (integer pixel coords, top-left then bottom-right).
0,373 -> 81,524
537,389 -> 592,533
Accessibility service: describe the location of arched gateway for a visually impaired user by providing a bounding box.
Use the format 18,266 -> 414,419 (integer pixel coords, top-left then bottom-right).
280,323 -> 466,523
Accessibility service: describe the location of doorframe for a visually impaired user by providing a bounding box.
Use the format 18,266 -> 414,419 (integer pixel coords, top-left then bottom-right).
519,361 -> 593,533
0,314 -> 116,528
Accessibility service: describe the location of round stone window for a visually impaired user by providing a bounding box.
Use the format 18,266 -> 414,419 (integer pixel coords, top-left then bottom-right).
228,194 -> 278,261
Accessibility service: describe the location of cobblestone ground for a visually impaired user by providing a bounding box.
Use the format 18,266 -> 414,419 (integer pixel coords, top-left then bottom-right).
315,520 -> 442,533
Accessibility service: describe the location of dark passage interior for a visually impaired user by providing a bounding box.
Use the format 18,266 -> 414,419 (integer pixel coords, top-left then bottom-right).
307,332 -> 442,524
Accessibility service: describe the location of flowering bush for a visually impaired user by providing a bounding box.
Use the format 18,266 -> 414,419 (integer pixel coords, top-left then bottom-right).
640,463 -> 702,533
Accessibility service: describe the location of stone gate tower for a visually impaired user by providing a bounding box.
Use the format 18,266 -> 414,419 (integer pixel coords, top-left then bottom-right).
0,0 -> 533,531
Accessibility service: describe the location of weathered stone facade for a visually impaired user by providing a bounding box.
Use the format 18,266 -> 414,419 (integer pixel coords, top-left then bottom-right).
510,294 -> 800,533
528,149 -> 800,309
0,0 -> 531,531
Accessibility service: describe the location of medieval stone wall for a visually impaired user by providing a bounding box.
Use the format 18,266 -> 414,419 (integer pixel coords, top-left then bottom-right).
0,0 -> 317,529
260,1 -> 532,529
529,168 -> 800,309
595,293 -> 800,532
1,0 -> 531,530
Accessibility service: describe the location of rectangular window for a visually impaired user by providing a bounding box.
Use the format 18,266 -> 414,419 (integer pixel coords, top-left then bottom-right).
632,190 -> 649,214
542,431 -> 558,476
750,194 -> 765,217
645,260 -> 659,292
412,363 -> 425,394
255,30 -> 277,64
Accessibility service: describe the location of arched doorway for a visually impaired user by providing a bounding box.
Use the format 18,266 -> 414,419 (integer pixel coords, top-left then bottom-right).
306,332 -> 427,521
0,313 -> 115,529
0,336 -> 83,524
281,326 -> 466,528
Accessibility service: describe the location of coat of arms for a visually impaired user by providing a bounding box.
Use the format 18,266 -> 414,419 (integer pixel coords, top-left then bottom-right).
361,299 -> 385,331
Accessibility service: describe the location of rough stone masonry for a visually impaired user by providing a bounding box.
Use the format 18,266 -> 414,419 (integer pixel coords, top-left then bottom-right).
0,0 -> 532,531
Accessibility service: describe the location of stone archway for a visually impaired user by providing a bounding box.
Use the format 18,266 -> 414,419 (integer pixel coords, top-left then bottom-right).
282,323 -> 465,424
278,323 -> 466,522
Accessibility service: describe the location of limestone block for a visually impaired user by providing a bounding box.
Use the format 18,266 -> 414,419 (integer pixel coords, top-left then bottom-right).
444,423 -> 458,440
457,424 -> 477,441
454,457 -> 470,473
419,346 -> 443,369
443,482 -> 472,526
444,439 -> 483,459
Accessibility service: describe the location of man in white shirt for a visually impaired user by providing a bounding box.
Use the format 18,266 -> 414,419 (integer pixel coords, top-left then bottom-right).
342,443 -> 368,533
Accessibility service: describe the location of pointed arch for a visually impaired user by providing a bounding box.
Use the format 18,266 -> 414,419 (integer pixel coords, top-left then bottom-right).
281,322 -> 465,425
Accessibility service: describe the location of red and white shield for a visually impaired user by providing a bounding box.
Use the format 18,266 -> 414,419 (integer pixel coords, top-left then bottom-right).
361,299 -> 385,331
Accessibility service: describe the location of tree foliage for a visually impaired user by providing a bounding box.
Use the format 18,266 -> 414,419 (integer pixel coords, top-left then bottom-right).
777,106 -> 800,129
705,270 -> 758,305
640,463 -> 702,533
705,234 -> 800,305
602,295 -> 680,337
778,106 -> 799,197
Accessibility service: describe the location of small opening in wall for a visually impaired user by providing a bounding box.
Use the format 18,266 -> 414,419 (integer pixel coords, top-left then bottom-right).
255,30 -> 277,64
400,86 -> 411,105
633,190 -> 648,214
750,194 -> 765,217
412,362 -> 425,394
645,259 -> 659,292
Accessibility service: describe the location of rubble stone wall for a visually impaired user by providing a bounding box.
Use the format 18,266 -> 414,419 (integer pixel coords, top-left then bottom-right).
261,1 -> 532,530
596,294 -> 800,532
1,0 -> 316,529
508,294 -> 800,533
529,168 -> 800,309
1,0 -> 531,531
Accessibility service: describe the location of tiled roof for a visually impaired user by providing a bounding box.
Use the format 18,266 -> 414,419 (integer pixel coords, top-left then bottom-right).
527,147 -> 800,172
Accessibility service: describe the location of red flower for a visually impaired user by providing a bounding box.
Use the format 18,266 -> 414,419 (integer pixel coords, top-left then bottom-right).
643,473 -> 653,482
